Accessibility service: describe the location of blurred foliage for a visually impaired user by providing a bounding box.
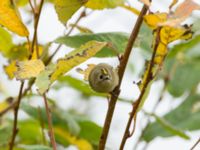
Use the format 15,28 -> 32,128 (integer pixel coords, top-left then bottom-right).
0,0 -> 200,149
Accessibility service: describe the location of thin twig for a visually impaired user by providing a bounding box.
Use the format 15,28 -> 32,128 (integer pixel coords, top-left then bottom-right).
0,8 -> 86,116
133,73 -> 169,150
98,5 -> 148,150
38,107 -> 47,145
28,0 -> 35,14
119,28 -> 161,150
43,94 -> 57,150
9,82 -> 25,150
190,138 -> 200,150
29,0 -> 44,59
46,8 -> 87,64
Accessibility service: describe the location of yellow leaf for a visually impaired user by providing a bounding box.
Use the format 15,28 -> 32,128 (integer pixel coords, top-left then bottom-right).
15,59 -> 45,80
55,0 -> 88,24
159,0 -> 200,27
144,13 -> 167,29
0,0 -> 29,36
54,127 -> 93,150
85,0 -> 124,9
4,61 -> 18,79
0,101 -> 9,112
76,64 -> 96,81
50,41 -> 107,82
120,4 -> 140,15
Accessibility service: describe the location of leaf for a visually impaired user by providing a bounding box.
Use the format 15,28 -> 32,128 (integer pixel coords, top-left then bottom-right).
119,4 -> 140,15
0,27 -> 14,56
21,103 -> 102,147
35,64 -> 56,94
78,121 -> 102,146
54,0 -> 88,24
55,32 -> 129,57
18,145 -> 52,150
3,60 -> 18,79
56,75 -> 106,97
0,0 -> 29,36
54,127 -> 93,150
167,59 -> 200,97
18,120 -> 44,144
144,13 -> 168,29
161,0 -> 200,27
161,35 -> 200,97
150,113 -> 190,140
167,34 -> 200,59
76,64 -> 96,81
85,0 -> 124,9
15,59 -> 45,80
135,23 -> 153,52
143,95 -> 200,142
50,41 -> 107,82
69,24 -> 93,33
0,125 -> 12,146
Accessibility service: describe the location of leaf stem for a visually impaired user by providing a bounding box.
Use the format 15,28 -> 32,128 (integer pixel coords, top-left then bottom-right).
119,27 -> 161,150
98,5 -> 148,150
9,82 -> 25,150
42,93 -> 57,150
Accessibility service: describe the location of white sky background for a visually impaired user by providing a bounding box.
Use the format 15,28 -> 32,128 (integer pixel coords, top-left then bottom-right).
0,0 -> 200,150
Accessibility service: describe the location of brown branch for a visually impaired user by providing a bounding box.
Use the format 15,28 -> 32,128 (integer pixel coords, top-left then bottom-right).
42,94 -> 57,150
37,107 -> 47,145
133,70 -> 169,150
9,82 -> 25,150
98,5 -> 148,150
29,0 -> 44,59
119,27 -> 161,150
190,138 -> 200,150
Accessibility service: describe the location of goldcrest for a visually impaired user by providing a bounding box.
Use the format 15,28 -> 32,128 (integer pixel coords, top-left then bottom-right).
88,63 -> 119,93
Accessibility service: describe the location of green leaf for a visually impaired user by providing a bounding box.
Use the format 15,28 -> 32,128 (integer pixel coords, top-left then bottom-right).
143,94 -> 200,142
56,76 -> 106,97
78,121 -> 102,146
150,113 -> 189,140
18,145 -> 52,150
21,103 -> 102,147
85,0 -> 124,9
54,0 -> 87,24
0,125 -> 12,146
18,120 -> 43,144
35,64 -> 56,94
55,32 -> 129,57
161,34 -> 200,97
0,27 -> 14,56
136,23 -> 153,53
165,59 -> 200,97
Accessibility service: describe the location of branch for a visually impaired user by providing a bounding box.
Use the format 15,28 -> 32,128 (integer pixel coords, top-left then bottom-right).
98,5 -> 148,150
29,0 -> 44,59
0,8 -> 87,117
190,138 -> 200,150
119,27 -> 161,150
45,8 -> 87,64
9,82 -> 25,150
42,94 -> 57,150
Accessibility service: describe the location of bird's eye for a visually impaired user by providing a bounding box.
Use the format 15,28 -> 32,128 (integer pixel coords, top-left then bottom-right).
99,74 -> 103,79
